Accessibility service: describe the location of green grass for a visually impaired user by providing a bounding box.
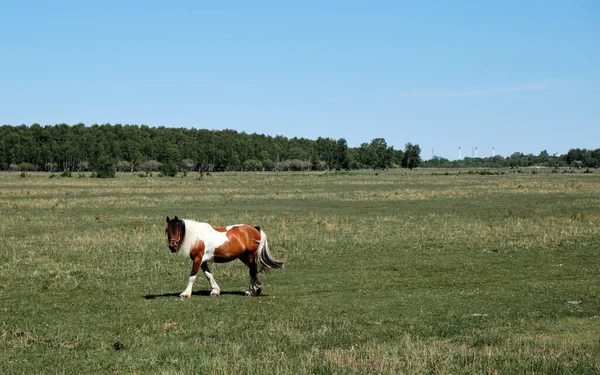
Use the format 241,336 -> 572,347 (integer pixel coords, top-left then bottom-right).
1,170 -> 600,374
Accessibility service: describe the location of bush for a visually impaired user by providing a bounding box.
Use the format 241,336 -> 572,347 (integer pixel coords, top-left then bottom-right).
116,160 -> 132,172
60,171 -> 72,178
180,159 -> 196,172
262,159 -> 275,171
161,164 -> 178,177
95,156 -> 116,178
242,159 -> 263,171
140,160 -> 162,173
314,160 -> 328,171
45,163 -> 56,172
78,160 -> 90,171
278,159 -> 312,171
19,162 -> 35,171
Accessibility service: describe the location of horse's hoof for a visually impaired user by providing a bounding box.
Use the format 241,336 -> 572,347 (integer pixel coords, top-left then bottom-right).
210,290 -> 220,297
179,292 -> 191,298
245,287 -> 262,296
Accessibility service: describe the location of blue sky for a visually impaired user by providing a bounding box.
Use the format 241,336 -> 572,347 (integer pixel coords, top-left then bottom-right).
1,1 -> 598,159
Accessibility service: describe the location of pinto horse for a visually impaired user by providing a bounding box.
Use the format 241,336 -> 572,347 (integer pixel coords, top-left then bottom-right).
165,216 -> 284,297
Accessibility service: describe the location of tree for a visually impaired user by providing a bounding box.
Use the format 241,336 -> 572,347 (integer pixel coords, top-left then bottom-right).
370,138 -> 390,170
335,138 -> 349,170
357,142 -> 376,169
402,143 -> 422,169
160,147 -> 180,177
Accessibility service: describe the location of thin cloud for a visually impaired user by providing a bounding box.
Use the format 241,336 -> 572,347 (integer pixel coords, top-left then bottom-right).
397,82 -> 549,98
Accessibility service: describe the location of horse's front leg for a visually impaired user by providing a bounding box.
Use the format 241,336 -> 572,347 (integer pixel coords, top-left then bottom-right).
180,257 -> 202,298
201,262 -> 220,296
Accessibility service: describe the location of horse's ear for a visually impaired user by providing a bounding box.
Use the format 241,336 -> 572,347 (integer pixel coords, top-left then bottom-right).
174,216 -> 179,221
166,216 -> 170,223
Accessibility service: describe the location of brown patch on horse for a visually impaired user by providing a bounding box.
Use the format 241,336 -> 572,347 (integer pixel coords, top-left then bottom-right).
189,239 -> 205,261
213,225 -> 261,262
189,239 -> 205,276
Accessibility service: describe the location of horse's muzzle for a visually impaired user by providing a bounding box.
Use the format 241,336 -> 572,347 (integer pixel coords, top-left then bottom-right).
169,246 -> 178,253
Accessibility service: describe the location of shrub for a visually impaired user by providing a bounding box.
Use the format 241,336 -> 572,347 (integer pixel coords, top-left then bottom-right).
278,159 -> 312,171
262,159 -> 275,171
180,159 -> 196,172
19,162 -> 35,171
160,163 -> 177,177
95,156 -> 116,178
78,160 -> 90,171
242,159 -> 263,171
140,160 -> 162,173
45,162 -> 58,172
161,163 -> 178,177
116,160 -> 132,172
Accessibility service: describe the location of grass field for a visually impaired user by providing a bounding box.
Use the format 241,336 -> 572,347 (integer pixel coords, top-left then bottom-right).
1,169 -> 599,374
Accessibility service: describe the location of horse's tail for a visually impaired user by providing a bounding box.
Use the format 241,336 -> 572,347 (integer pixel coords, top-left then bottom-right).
255,227 -> 284,272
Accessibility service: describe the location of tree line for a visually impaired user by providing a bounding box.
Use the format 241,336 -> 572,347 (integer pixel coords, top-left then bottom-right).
422,149 -> 600,169
0,123 -> 422,175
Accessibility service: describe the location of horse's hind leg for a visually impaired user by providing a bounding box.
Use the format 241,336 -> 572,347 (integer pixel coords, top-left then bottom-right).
201,263 -> 220,296
244,257 -> 262,296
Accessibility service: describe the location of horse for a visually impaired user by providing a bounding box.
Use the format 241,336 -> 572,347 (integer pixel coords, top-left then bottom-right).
165,216 -> 284,298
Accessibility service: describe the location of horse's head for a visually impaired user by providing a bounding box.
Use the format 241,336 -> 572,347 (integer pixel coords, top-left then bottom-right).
166,216 -> 185,253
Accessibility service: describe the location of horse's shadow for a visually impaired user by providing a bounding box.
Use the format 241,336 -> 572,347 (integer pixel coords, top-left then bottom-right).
144,290 -> 247,299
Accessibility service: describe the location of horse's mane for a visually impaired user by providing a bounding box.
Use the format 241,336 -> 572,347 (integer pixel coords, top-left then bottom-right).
179,218 -> 186,243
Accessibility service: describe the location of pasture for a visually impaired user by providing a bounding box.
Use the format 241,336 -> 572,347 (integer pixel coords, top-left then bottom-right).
1,169 -> 599,374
